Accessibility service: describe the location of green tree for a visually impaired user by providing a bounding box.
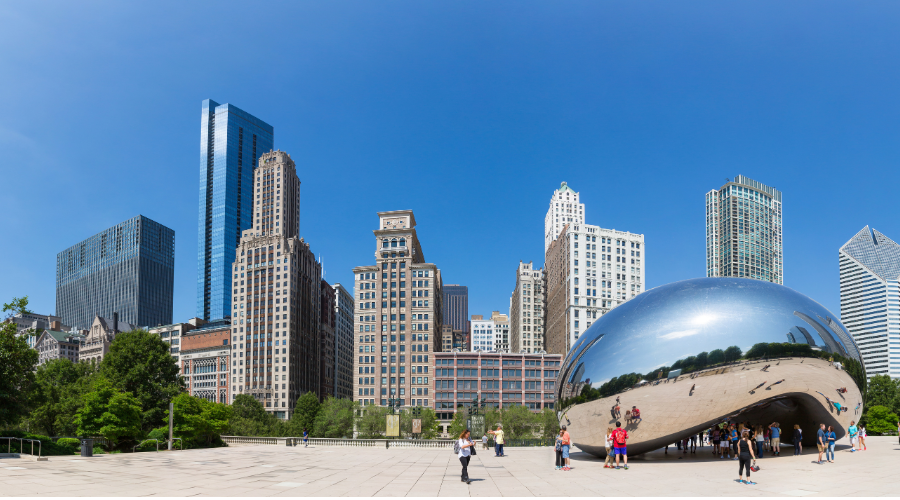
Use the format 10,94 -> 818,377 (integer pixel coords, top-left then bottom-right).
538,407 -> 560,439
357,406 -> 388,438
447,408 -> 468,438
100,329 -> 183,430
228,394 -> 278,436
27,359 -> 97,436
170,393 -> 232,445
863,405 -> 899,435
708,349 -> 725,365
75,379 -> 142,449
866,375 -> 900,414
313,397 -> 357,438
695,351 -> 709,367
723,345 -> 742,362
0,296 -> 39,427
400,407 -> 441,439
290,392 -> 320,435
501,404 -> 537,439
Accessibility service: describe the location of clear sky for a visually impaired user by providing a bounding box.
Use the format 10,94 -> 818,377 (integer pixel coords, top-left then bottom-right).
2,1 -> 899,324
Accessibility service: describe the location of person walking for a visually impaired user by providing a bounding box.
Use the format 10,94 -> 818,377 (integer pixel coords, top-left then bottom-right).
755,425 -> 765,458
737,430 -> 757,485
825,425 -> 836,463
489,424 -> 505,457
730,424 -> 740,460
555,429 -> 564,470
769,422 -> 781,456
793,425 -> 803,456
560,425 -> 572,470
457,429 -> 474,484
603,427 -> 615,469
303,428 -> 309,447
612,421 -> 629,470
816,424 -> 826,464
859,426 -> 867,451
482,434 -> 488,450
848,421 -> 858,452
712,428 -> 721,456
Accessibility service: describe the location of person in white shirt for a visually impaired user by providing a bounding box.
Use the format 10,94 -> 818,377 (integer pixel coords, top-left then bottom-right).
458,430 -> 474,484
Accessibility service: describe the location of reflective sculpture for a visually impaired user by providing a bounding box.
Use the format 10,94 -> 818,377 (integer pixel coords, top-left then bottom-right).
557,278 -> 866,457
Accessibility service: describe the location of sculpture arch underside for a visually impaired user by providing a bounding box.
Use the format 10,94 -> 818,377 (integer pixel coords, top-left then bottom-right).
567,357 -> 862,457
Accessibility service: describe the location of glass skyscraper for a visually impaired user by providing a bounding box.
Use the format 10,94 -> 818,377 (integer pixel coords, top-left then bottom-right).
442,284 -> 469,332
839,226 -> 899,379
705,175 -> 783,284
197,99 -> 274,321
56,215 -> 175,330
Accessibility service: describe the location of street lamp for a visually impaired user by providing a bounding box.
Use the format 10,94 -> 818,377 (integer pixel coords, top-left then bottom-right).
387,389 -> 403,414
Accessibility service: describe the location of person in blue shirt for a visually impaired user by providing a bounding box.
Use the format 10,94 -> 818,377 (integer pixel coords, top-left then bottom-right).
825,425 -> 836,462
303,428 -> 309,448
848,421 -> 858,452
816,424 -> 826,464
768,422 -> 782,456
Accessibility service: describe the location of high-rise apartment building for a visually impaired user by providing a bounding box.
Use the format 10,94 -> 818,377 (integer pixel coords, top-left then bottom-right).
544,182 -> 584,254
442,285 -> 469,332
470,315 -> 494,352
56,215 -> 174,330
333,283 -> 355,399
319,280 -> 336,399
705,175 -> 783,283
491,311 -> 510,352
542,183 -> 645,356
198,99 -> 274,322
839,226 -> 898,378
352,210 -> 443,408
510,261 -> 545,353
229,150 -> 321,419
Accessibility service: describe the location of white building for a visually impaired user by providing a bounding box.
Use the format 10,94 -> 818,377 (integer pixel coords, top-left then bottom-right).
839,226 -> 899,379
470,315 -> 495,352
542,183 -> 645,356
491,311 -> 510,352
510,261 -> 545,353
544,182 -> 584,254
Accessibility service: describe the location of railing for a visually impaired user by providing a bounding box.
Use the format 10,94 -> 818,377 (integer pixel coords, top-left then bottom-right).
0,437 -> 42,458
486,438 -> 553,447
221,436 -> 456,448
133,439 -> 160,453
50,436 -> 110,447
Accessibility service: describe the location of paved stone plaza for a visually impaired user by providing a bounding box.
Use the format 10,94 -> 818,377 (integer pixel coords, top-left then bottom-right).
0,437 -> 896,496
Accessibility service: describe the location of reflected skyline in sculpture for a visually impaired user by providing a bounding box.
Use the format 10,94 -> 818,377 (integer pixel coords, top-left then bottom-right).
556,278 -> 866,457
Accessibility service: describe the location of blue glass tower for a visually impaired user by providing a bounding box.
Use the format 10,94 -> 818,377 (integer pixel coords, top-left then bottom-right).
56,215 -> 175,330
197,99 -> 274,321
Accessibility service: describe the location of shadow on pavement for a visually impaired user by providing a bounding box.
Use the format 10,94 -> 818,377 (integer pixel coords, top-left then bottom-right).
569,444 -> 854,465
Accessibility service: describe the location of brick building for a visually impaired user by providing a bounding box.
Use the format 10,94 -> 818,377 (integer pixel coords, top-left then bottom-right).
181,322 -> 232,404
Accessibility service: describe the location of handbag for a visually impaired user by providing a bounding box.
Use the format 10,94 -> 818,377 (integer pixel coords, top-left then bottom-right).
469,440 -> 477,456
750,460 -> 760,472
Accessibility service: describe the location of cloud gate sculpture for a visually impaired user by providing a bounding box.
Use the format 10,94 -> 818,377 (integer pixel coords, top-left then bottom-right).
557,278 -> 866,457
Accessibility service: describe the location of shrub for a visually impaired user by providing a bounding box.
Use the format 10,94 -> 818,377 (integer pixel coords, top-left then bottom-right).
56,438 -> 81,452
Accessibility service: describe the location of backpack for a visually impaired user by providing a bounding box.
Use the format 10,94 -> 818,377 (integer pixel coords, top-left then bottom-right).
453,440 -> 460,454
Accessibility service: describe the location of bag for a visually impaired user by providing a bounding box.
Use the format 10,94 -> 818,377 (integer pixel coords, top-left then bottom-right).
750,460 -> 760,472
453,440 -> 460,454
470,444 -> 477,456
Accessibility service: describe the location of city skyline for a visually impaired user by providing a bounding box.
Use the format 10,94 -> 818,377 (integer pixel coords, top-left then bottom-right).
4,2 -> 900,328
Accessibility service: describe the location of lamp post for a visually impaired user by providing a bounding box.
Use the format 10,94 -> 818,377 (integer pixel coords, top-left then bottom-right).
411,406 -> 422,439
387,389 -> 403,414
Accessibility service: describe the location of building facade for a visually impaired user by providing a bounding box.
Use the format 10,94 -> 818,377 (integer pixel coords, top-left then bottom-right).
56,215 -> 174,330
470,315 -> 494,352
705,175 -> 783,283
510,261 -> 545,353
229,150 -> 322,419
333,283 -> 355,399
442,285 -> 469,333
7,312 -> 70,349
148,318 -> 207,373
544,223 -> 645,356
197,99 -> 274,322
352,210 -> 443,408
319,280 -> 336,400
544,182 -> 584,254
491,311 -> 510,352
181,322 -> 232,404
839,226 -> 898,378
79,314 -> 137,364
35,324 -> 83,365
433,351 -> 562,435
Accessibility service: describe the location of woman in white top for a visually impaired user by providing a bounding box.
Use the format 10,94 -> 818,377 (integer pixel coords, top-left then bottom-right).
604,427 -> 615,469
859,427 -> 867,451
458,430 -> 474,484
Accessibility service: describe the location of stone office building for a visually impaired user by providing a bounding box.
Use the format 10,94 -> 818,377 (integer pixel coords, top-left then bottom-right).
34,322 -> 84,365
182,322 -> 232,404
229,150 -> 322,419
352,210 -> 443,408
333,283 -> 355,400
80,314 -> 136,364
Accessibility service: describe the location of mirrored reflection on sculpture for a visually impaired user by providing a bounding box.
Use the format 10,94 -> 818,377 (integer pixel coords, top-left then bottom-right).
556,278 -> 866,457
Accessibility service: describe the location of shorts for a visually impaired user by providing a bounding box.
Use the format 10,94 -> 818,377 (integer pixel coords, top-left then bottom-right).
713,440 -> 720,445
614,446 -> 627,455
850,437 -> 858,445
561,444 -> 570,459
817,444 -> 825,452
771,438 -> 780,447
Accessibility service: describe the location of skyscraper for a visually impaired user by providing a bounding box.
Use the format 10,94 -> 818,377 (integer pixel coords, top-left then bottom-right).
198,99 -> 274,322
56,215 -> 174,330
352,210 -> 443,408
333,283 -> 355,399
542,183 -> 645,356
510,261 -> 544,353
230,150 -> 321,419
442,285 -> 469,333
544,182 -> 584,254
839,226 -> 898,378
706,175 -> 783,283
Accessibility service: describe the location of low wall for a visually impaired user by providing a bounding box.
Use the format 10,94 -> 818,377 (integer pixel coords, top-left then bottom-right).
221,436 -> 455,448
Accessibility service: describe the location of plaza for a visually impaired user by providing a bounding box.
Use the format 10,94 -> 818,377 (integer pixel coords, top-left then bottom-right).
0,437 -> 896,497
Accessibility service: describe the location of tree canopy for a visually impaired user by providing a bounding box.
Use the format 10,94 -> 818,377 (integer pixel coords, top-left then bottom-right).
0,296 -> 39,427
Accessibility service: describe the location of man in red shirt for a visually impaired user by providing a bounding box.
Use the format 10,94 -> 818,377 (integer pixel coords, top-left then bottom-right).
612,421 -> 629,469
631,406 -> 642,423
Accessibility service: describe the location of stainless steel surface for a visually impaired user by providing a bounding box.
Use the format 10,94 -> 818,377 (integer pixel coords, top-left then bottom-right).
557,278 -> 866,457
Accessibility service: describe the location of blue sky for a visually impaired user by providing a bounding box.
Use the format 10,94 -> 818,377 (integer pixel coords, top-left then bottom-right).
2,1 -> 899,323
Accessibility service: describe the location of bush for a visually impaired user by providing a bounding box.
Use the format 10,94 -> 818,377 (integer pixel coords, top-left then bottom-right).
56,438 -> 81,452
0,430 -> 77,455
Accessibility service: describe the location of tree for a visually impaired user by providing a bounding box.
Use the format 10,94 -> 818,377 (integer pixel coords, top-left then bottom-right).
290,392 -> 320,435
723,346 -> 742,363
695,351 -> 709,367
863,405 -> 899,435
170,393 -> 232,445
228,394 -> 279,436
313,397 -> 357,438
447,408 -> 468,438
866,375 -> 900,414
708,349 -> 725,365
501,404 -> 537,440
27,359 -> 97,436
357,406 -> 388,438
538,407 -> 560,439
100,329 -> 183,430
400,407 -> 441,439
0,296 -> 39,428
75,378 -> 142,450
